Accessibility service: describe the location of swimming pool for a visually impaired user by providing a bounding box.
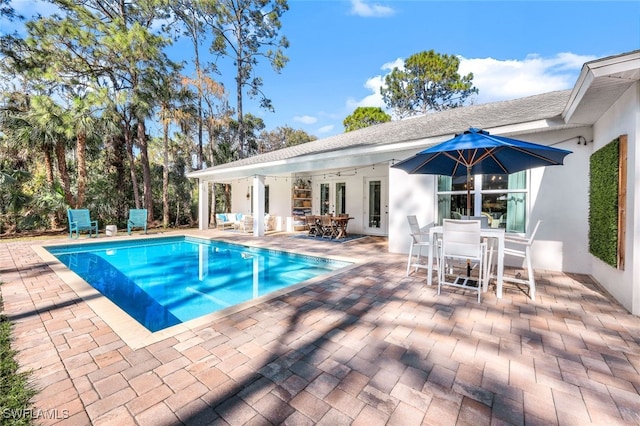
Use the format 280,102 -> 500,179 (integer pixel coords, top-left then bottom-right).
46,236 -> 351,332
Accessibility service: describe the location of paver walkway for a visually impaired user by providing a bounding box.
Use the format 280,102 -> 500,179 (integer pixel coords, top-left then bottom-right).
1,230 -> 639,425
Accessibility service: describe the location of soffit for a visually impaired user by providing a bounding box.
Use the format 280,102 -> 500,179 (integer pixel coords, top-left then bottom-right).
563,51 -> 640,125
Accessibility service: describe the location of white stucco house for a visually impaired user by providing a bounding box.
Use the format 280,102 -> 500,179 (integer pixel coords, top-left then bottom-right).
187,50 -> 640,316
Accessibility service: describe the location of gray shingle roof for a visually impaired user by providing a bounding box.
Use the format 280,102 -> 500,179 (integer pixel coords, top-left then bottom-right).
191,90 -> 571,175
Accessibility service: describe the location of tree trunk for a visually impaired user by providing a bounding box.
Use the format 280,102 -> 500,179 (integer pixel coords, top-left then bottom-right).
236,64 -> 244,158
194,41 -> 204,169
76,131 -> 87,207
137,120 -> 153,222
210,182 -> 216,226
55,140 -> 75,207
43,147 -> 58,228
43,147 -> 54,187
109,135 -> 127,221
162,120 -> 169,228
124,126 -> 140,209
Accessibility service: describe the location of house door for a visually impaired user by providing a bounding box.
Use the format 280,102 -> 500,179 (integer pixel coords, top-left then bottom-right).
318,181 -> 347,215
363,177 -> 388,235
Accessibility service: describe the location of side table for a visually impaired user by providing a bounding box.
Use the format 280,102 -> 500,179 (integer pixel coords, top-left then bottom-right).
105,225 -> 117,237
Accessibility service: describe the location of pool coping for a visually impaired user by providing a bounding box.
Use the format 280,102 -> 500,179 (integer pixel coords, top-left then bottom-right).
32,232 -> 362,350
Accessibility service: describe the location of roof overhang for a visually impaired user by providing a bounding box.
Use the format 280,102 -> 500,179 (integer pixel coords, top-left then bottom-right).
187,118 -> 570,183
563,50 -> 640,125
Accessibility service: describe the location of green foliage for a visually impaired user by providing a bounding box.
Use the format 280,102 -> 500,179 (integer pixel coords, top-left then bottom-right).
343,107 -> 391,132
258,125 -> 316,152
0,0 -> 300,234
203,0 -> 290,157
0,295 -> 37,426
589,139 -> 619,267
381,49 -> 478,119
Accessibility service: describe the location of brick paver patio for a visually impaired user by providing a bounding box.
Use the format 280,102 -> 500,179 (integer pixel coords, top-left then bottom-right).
1,230 -> 639,425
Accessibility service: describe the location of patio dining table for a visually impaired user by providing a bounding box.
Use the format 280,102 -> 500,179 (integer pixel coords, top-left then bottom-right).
332,216 -> 354,239
427,225 -> 506,298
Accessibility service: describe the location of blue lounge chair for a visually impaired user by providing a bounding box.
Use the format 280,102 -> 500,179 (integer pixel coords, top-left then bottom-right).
127,209 -> 148,235
67,209 -> 98,239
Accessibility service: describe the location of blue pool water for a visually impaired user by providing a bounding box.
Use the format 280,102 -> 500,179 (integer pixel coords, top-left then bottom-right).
46,236 -> 350,332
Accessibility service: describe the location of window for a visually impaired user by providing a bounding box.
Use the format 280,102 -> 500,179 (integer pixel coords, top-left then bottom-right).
320,183 -> 330,215
368,180 -> 381,228
335,183 -> 346,215
437,171 -> 527,232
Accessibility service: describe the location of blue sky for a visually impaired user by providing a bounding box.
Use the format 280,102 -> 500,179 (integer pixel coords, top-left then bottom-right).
3,1 -> 639,138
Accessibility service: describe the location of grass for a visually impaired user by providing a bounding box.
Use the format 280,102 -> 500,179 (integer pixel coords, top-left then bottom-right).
0,292 -> 36,426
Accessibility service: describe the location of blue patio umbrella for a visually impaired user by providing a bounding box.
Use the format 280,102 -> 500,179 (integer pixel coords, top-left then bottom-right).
392,127 -> 572,217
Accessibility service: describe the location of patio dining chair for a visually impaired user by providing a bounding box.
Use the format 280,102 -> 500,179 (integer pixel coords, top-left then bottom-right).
470,215 -> 490,229
305,215 -> 318,236
438,219 -> 487,303
502,220 -> 541,300
406,215 -> 432,276
321,215 -> 338,239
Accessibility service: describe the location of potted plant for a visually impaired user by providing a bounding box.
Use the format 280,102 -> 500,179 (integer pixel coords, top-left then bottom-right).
294,177 -> 307,190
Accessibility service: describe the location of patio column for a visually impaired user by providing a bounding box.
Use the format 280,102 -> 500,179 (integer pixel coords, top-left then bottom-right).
198,179 -> 209,231
252,175 -> 265,236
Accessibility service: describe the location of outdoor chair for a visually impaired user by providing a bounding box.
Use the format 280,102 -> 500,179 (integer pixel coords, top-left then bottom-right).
406,215 -> 432,276
67,209 -> 98,239
215,213 -> 235,230
127,209 -> 148,235
321,215 -> 338,239
238,215 -> 253,233
502,220 -> 541,300
305,215 -> 318,236
438,219 -> 487,303
470,215 -> 490,229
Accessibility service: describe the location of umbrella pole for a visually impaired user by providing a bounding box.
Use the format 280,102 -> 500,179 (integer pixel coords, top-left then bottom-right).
466,167 -> 471,219
466,166 -> 471,276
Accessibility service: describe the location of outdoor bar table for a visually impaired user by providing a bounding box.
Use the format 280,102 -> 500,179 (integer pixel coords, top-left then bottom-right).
427,226 -> 506,299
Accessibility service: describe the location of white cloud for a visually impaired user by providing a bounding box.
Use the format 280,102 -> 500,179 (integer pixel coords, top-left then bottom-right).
352,53 -> 596,112
349,0 -> 395,18
458,53 -> 596,103
293,115 -> 317,125
346,75 -> 386,110
317,124 -> 335,134
381,58 -> 404,72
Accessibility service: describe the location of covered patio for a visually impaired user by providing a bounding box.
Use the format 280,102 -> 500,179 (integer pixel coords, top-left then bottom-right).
1,231 -> 639,424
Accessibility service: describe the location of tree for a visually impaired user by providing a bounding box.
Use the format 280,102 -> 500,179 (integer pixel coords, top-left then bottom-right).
0,0 -> 21,21
202,0 -> 289,158
258,125 -> 316,152
169,0 -> 208,169
152,71 -> 195,227
18,0 -> 178,221
381,50 -> 478,119
343,106 -> 391,132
